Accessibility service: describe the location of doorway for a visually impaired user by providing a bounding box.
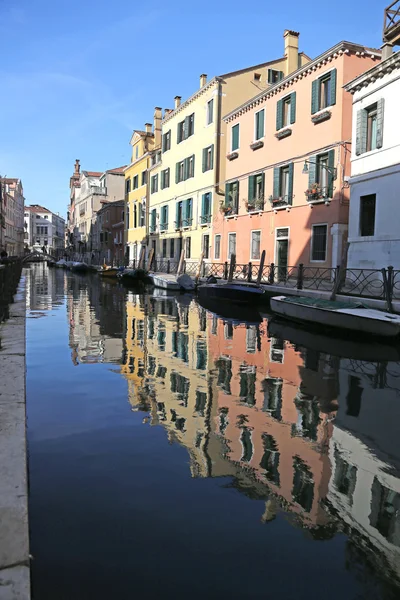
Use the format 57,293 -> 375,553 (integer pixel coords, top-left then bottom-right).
275,228 -> 289,282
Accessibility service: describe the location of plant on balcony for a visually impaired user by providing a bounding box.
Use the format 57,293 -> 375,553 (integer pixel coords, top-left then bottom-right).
245,194 -> 265,212
220,203 -> 233,215
305,184 -> 328,201
269,194 -> 288,206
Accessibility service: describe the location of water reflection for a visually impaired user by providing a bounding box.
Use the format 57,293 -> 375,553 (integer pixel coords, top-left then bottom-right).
27,268 -> 400,598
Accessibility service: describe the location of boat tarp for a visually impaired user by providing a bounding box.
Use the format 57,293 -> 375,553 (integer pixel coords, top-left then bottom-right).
281,296 -> 367,310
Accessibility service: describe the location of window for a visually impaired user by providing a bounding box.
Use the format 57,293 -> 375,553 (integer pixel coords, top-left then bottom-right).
255,109 -> 265,140
175,201 -> 183,228
188,113 -> 194,137
248,173 -> 265,209
170,238 -> 175,259
311,69 -> 337,114
150,208 -> 156,233
126,178 -> 131,193
202,145 -> 214,172
356,99 -> 384,155
231,124 -> 240,151
141,171 -> 147,186
317,154 -> 329,189
160,205 -> 168,231
176,160 -> 185,183
133,175 -> 139,190
203,234 -> 210,259
311,224 -> 328,262
161,168 -> 170,189
360,194 -> 376,237
151,174 -> 158,194
268,68 -> 283,84
207,99 -> 214,125
307,150 -> 334,199
162,239 -> 167,258
177,113 -> 195,143
162,130 -> 171,152
177,120 -> 185,143
251,230 -> 261,260
139,203 -> 145,227
188,155 -> 195,178
126,204 -> 130,229
214,234 -> 221,259
135,146 -> 139,159
44,215 -> 48,220
272,163 -> 294,205
184,198 -> 193,226
224,180 -> 239,213
228,232 -> 236,259
200,192 -> 212,224
185,236 -> 191,259
276,92 -> 296,129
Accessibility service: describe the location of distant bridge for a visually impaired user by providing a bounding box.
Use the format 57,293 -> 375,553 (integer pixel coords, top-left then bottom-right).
22,251 -> 58,263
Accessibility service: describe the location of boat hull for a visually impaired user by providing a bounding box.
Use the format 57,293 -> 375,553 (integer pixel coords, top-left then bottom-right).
198,283 -> 264,306
270,295 -> 400,338
150,275 -> 181,291
99,268 -> 119,278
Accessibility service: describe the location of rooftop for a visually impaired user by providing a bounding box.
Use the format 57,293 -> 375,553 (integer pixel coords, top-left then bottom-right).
26,205 -> 51,214
345,48 -> 400,92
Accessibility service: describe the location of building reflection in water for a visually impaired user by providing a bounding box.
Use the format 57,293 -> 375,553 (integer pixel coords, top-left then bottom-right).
26,263 -> 66,313
120,291 -> 400,595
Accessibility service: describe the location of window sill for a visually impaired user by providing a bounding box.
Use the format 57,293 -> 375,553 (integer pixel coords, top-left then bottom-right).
307,198 -> 331,207
272,205 -> 291,213
311,110 -> 332,124
250,140 -> 264,150
225,215 -> 238,220
227,151 -> 239,161
200,223 -> 211,227
275,128 -> 292,140
247,209 -> 264,215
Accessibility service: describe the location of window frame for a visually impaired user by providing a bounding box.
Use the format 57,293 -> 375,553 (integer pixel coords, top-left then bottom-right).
214,234 -> 221,260
310,223 -> 328,263
231,123 -> 240,151
227,232 -> 237,260
202,234 -> 210,259
254,109 -> 265,141
250,230 -> 261,261
366,104 -> 378,153
283,96 -> 291,128
206,98 -> 214,125
359,194 -> 376,237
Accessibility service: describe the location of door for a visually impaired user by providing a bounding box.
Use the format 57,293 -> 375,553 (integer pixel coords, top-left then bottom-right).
275,228 -> 289,281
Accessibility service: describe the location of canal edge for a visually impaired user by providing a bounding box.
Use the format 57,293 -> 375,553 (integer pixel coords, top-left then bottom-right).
0,273 -> 31,599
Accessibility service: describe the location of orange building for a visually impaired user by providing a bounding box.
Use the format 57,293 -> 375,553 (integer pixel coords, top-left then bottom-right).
213,40 -> 380,272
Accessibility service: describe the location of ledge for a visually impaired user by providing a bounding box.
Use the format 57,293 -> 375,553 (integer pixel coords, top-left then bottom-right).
275,128 -> 292,140
227,152 -> 239,161
311,110 -> 332,124
250,140 -> 264,151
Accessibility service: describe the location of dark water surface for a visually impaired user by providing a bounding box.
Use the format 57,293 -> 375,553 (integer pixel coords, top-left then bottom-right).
26,264 -> 400,599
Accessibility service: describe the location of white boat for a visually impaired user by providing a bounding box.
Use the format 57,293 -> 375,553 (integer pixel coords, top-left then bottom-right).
270,295 -> 400,338
55,259 -> 67,268
150,273 -> 195,291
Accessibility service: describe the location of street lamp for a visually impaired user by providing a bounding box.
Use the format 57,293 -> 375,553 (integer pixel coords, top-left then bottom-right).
302,160 -> 337,180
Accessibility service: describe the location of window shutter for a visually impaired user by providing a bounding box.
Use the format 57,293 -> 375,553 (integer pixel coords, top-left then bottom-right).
160,170 -> 164,190
290,92 -> 296,124
175,162 -> 180,183
311,79 -> 319,114
328,150 -> 335,198
162,134 -> 165,152
191,154 -> 195,176
267,69 -> 272,84
177,123 -> 181,144
165,205 -> 169,227
258,109 -> 265,137
184,116 -> 189,140
175,202 -> 179,227
201,194 -> 205,219
210,144 -> 214,169
151,209 -> 156,230
160,206 -> 164,227
184,158 -> 189,181
376,98 -> 385,149
308,155 -> 317,187
202,148 -> 206,172
225,183 -> 231,206
330,68 -> 337,107
278,71 -> 284,81
182,199 -> 188,225
288,162 -> 294,205
273,168 -> 280,199
261,172 -> 265,198
276,99 -> 283,130
248,176 -> 255,202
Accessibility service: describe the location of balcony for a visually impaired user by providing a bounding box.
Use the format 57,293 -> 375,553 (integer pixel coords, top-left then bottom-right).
384,1 -> 400,44
305,186 -> 331,205
220,201 -> 239,217
246,197 -> 265,213
199,214 -> 211,225
269,195 -> 293,210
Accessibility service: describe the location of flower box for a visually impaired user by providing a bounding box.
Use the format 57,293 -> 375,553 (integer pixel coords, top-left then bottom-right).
227,151 -> 239,161
311,110 -> 331,124
275,128 -> 292,140
250,140 -> 264,150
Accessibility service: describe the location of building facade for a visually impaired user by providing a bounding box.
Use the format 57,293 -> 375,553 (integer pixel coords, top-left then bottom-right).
24,205 -> 65,255
0,178 -> 24,256
214,42 -> 380,273
97,200 -> 125,264
148,31 -> 310,264
345,50 -> 400,270
125,123 -> 155,263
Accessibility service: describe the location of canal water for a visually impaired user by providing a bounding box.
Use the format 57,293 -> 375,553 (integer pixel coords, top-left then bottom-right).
26,264 -> 400,600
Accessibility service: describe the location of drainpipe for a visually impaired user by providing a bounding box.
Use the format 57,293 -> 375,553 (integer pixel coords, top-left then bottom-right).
214,78 -> 225,199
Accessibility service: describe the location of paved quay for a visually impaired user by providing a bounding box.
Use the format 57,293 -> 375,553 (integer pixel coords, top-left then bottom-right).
0,275 -> 30,600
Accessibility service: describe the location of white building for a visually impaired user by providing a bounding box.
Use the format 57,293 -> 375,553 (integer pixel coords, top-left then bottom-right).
345,50 -> 400,270
24,205 -> 65,255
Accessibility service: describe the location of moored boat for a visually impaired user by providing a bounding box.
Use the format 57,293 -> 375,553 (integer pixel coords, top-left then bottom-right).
71,262 -> 89,273
270,295 -> 400,338
99,267 -> 121,278
119,268 -> 149,286
197,281 -> 265,306
55,259 -> 67,268
149,273 -> 195,291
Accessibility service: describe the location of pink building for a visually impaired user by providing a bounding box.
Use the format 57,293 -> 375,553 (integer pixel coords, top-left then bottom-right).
213,41 -> 380,274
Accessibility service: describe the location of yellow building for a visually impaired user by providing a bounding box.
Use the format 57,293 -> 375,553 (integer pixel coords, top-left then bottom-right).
148,31 -> 310,264
124,116 -> 158,263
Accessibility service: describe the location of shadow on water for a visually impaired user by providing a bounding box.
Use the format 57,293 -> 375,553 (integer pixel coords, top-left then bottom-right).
26,265 -> 400,600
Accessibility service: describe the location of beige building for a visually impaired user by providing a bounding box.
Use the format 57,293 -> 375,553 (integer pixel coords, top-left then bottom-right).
1,178 -> 25,256
147,31 -> 310,264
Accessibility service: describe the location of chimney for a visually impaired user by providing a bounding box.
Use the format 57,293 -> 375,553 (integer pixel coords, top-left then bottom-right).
145,122 -> 152,134
200,73 -> 207,88
174,96 -> 181,108
153,107 -> 162,147
74,159 -> 80,175
283,30 -> 300,76
381,42 -> 393,61
164,108 -> 173,118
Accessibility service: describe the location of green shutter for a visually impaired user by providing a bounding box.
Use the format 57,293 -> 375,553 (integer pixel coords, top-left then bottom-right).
248,176 -> 255,202
175,162 -> 180,183
160,206 -> 164,227
165,205 -> 169,227
151,209 -> 156,230
278,71 -> 284,81
191,154 -> 195,177
201,194 -> 205,221
225,183 -> 231,206
308,155 -> 317,187
267,69 -> 272,84
273,168 -> 280,199
355,109 -> 368,156
184,116 -> 189,140
202,148 -> 206,172
328,150 -> 335,198
177,123 -> 181,144
160,170 -> 164,190
162,134 -> 165,152
376,98 -> 385,149
311,79 -> 319,114
184,158 -> 189,180
210,144 -> 214,169
232,124 -> 239,150
288,162 -> 294,205
258,109 -> 265,138
290,92 -> 296,124
182,199 -> 188,225
330,68 -> 337,107
175,202 -> 180,227
276,99 -> 283,130
261,172 -> 265,198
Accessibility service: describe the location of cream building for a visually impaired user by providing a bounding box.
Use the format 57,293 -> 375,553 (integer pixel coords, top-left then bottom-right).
148,31 -> 310,264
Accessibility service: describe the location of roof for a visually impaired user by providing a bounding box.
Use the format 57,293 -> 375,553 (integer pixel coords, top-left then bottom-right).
223,41 -> 381,121
26,205 -> 51,214
105,166 -> 127,174
134,130 -> 154,137
83,171 -> 102,177
0,178 -> 19,184
344,48 -> 400,93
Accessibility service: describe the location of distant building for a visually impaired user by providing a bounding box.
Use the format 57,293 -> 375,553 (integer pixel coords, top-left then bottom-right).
97,200 -> 125,264
345,50 -> 400,269
24,205 -> 65,255
0,178 -> 25,256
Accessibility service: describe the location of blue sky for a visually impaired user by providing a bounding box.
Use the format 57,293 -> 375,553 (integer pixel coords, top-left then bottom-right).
0,0 -> 383,217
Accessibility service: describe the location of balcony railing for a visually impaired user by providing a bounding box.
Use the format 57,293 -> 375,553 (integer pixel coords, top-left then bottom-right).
200,214 -> 211,224
174,218 -> 193,230
305,186 -> 331,204
384,0 -> 400,42
160,222 -> 168,232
